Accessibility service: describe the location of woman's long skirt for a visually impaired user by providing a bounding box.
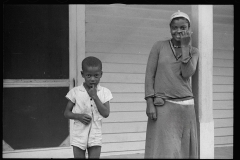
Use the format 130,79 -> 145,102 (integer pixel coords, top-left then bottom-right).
144,101 -> 198,159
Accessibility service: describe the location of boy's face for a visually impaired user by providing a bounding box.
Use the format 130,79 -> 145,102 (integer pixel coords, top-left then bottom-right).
81,66 -> 102,89
170,18 -> 190,42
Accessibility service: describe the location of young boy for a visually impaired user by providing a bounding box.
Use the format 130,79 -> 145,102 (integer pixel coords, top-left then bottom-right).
64,56 -> 113,158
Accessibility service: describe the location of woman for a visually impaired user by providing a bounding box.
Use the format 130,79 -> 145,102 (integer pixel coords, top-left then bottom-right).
144,10 -> 199,159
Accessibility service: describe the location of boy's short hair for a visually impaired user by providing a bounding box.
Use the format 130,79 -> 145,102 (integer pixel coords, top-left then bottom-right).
82,56 -> 102,71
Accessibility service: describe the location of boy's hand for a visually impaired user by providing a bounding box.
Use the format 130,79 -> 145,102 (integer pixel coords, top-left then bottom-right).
87,85 -> 98,99
76,114 -> 92,125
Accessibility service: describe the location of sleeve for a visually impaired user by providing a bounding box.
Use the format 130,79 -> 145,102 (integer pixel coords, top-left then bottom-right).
65,88 -> 76,104
103,88 -> 113,104
180,46 -> 199,78
145,41 -> 160,100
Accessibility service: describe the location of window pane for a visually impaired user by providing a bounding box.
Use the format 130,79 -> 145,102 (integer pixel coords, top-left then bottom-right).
3,87 -> 69,150
3,5 -> 69,79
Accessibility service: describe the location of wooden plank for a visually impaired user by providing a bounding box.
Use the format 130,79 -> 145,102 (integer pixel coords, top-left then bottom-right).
103,63 -> 146,74
86,13 -> 169,29
213,101 -> 233,109
214,118 -> 233,128
86,29 -> 168,46
86,52 -> 149,64
213,49 -> 233,60
110,102 -> 146,112
213,85 -> 233,93
101,73 -> 145,83
101,83 -> 144,93
213,93 -> 233,101
86,41 -> 152,54
110,93 -> 145,103
103,111 -> 147,123
125,5 -> 191,13
213,67 -> 233,76
214,127 -> 233,136
102,122 -> 147,134
86,23 -> 170,39
213,32 -> 233,50
213,76 -> 233,84
213,59 -> 233,67
213,110 -> 233,119
214,136 -> 233,145
86,5 -> 175,20
213,23 -> 233,34
101,141 -> 145,153
213,5 -> 233,16
103,132 -> 146,143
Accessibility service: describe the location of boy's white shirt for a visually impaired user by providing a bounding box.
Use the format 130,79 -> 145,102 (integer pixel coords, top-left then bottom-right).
66,83 -> 113,121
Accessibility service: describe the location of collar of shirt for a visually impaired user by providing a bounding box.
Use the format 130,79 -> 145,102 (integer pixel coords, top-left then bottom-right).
78,83 -> 102,92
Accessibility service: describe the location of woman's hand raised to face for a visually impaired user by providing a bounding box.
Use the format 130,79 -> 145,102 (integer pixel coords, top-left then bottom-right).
180,30 -> 193,47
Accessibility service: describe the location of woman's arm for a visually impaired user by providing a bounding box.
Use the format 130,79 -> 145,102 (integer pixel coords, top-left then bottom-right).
145,42 -> 160,99
180,47 -> 199,78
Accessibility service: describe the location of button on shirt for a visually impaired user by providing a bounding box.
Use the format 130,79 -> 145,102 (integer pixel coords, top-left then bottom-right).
66,83 -> 113,122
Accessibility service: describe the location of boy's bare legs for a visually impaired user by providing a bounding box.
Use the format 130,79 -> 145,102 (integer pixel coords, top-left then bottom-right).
88,146 -> 101,158
73,146 -> 86,158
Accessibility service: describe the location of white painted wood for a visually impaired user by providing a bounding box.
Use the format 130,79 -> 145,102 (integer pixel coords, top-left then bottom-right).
213,59 -> 233,67
191,5 -> 214,159
103,111 -> 147,123
102,122 -> 147,133
213,110 -> 233,119
76,5 -> 85,86
213,93 -> 233,100
213,76 -> 233,84
213,85 -> 233,93
214,118 -> 233,128
3,79 -> 69,88
213,67 -> 233,76
214,127 -> 233,136
213,49 -> 233,59
214,136 -> 233,145
103,63 -> 146,74
101,141 -> 145,152
109,102 -> 146,112
86,52 -> 149,64
110,93 -> 145,103
213,101 -> 233,109
103,132 -> 146,143
101,73 -> 145,83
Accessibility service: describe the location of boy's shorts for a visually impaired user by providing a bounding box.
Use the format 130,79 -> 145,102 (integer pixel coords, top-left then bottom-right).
71,118 -> 102,150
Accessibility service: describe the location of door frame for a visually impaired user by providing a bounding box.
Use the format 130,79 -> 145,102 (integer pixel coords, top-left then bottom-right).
2,4 -> 85,158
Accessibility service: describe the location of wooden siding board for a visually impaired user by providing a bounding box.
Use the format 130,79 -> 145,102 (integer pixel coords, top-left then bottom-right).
86,41 -> 152,54
214,136 -> 233,145
213,85 -> 233,93
86,52 -> 148,64
86,23 -> 170,39
103,111 -> 147,123
213,49 -> 233,60
102,122 -> 147,134
213,110 -> 233,119
101,141 -> 145,153
213,76 -> 233,84
214,127 -> 233,136
101,73 -> 145,83
103,132 -> 146,143
214,118 -> 233,128
213,101 -> 233,110
109,103 -> 146,112
213,67 -> 233,76
213,93 -> 233,101
213,59 -> 233,67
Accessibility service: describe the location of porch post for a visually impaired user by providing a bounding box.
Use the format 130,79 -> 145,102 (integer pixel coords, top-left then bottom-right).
191,5 -> 214,159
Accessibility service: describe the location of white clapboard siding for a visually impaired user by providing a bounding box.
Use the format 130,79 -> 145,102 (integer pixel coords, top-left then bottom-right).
213,5 -> 233,147
85,4 -> 191,155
